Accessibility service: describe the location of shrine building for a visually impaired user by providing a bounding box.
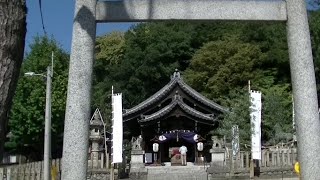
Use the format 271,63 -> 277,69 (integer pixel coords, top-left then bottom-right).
123,70 -> 228,165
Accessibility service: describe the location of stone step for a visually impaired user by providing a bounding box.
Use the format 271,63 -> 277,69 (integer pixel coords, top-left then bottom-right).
146,167 -> 207,174
147,167 -> 206,170
147,172 -> 208,180
148,171 -> 207,175
147,169 -> 206,174
145,164 -> 208,180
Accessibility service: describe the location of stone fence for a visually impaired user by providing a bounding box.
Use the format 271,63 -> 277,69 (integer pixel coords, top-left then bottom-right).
209,148 -> 298,178
0,158 -> 112,180
232,148 -> 297,169
0,159 -> 61,180
0,148 -> 298,179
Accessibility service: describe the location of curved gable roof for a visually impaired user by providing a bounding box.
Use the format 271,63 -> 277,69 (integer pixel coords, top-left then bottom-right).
177,80 -> 228,112
139,98 -> 216,123
123,70 -> 228,119
123,77 -> 178,116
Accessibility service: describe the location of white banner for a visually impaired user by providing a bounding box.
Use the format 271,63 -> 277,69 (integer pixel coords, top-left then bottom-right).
250,90 -> 262,160
232,125 -> 239,157
112,93 -> 123,163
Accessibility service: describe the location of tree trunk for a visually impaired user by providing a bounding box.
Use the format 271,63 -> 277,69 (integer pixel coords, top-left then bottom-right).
0,0 -> 27,161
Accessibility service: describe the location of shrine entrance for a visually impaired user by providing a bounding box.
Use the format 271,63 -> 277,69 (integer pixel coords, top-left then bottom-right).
161,135 -> 195,163
155,130 -> 199,163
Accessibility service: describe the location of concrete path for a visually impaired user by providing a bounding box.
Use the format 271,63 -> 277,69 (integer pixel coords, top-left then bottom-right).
139,163 -> 299,180
146,165 -> 207,180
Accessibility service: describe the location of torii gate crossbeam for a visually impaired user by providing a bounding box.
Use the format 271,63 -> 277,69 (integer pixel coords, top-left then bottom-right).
95,0 -> 287,22
61,0 -> 320,180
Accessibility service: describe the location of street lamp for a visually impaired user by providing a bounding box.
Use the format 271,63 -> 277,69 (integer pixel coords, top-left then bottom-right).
25,64 -> 52,180
24,72 -> 46,78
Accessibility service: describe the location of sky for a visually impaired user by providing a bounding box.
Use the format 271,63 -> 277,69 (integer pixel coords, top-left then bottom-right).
26,1 -> 318,53
26,0 -> 134,53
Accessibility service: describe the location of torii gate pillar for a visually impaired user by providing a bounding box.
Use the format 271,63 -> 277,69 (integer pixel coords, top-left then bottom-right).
287,1 -> 320,179
61,0 -> 96,179
62,0 -> 320,179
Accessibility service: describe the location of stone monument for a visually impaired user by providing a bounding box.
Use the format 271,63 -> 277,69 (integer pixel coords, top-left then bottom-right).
130,136 -> 147,180
210,136 -> 225,167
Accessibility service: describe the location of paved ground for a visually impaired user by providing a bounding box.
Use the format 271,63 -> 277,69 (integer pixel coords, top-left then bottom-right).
146,164 -> 207,180
258,178 -> 298,180
125,163 -> 299,180
210,178 -> 298,180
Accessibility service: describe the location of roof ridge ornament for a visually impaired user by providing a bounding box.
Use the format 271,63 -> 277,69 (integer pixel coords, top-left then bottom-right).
171,69 -> 181,80
173,90 -> 182,101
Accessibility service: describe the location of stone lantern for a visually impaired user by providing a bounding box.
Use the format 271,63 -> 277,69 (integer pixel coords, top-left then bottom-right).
89,111 -> 104,169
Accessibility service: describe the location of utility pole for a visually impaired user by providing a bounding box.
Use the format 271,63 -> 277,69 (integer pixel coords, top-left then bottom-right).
24,52 -> 53,180
44,52 -> 53,180
43,65 -> 52,180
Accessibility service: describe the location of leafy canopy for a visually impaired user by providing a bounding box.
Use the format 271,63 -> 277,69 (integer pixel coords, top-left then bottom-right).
7,36 -> 69,160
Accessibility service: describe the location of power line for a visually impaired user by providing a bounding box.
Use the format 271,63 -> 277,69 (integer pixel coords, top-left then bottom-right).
38,0 -> 47,35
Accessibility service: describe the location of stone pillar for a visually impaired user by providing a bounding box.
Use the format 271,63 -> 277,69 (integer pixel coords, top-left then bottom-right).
130,136 -> 146,179
210,148 -> 225,167
130,150 -> 145,170
210,136 -> 225,166
91,141 -> 99,168
61,0 -> 97,179
287,0 -> 320,179
130,150 -> 147,180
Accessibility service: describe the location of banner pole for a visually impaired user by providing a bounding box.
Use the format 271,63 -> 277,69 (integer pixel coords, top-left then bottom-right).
110,87 -> 123,179
249,89 -> 262,178
249,81 -> 253,178
110,86 -> 114,180
248,80 -> 254,178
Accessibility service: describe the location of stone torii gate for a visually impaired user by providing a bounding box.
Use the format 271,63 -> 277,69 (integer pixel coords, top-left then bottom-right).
61,0 -> 320,179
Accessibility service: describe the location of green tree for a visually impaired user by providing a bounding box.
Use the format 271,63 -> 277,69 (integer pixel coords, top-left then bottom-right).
216,85 -> 293,147
216,90 -> 251,147
93,32 -> 126,129
262,85 -> 293,145
95,32 -> 125,65
119,22 -> 197,107
242,22 -> 290,84
183,25 -> 292,145
93,22 -> 290,108
7,36 -> 69,160
184,37 -> 267,102
92,21 -> 293,146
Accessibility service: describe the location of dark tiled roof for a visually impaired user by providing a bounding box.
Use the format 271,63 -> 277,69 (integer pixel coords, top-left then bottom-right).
123,70 -> 228,118
139,98 -> 216,123
177,80 -> 228,112
139,100 -> 178,123
123,78 -> 178,117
